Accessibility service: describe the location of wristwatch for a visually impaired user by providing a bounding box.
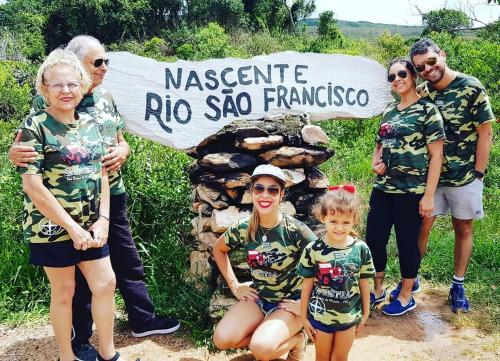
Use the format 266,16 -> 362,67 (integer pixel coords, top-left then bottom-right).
474,170 -> 485,179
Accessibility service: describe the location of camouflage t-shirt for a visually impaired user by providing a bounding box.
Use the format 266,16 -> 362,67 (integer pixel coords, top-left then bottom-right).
418,73 -> 495,187
297,238 -> 374,327
374,98 -> 445,194
224,214 -> 317,303
17,110 -> 105,244
33,87 -> 126,195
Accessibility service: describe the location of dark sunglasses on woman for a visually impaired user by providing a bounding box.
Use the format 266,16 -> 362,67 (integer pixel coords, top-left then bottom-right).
93,58 -> 110,68
414,57 -> 437,73
387,70 -> 408,83
252,184 -> 281,197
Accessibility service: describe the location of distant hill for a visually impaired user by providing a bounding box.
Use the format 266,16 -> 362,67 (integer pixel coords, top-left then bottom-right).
302,19 -> 423,39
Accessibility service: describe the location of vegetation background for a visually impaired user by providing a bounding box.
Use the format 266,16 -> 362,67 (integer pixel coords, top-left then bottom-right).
0,0 -> 498,345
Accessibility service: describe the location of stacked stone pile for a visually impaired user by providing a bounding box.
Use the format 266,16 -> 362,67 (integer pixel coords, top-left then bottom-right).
186,113 -> 334,304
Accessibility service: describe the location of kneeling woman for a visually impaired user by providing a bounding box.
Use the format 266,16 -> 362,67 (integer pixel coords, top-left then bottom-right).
18,49 -> 124,361
367,57 -> 445,316
213,164 -> 317,361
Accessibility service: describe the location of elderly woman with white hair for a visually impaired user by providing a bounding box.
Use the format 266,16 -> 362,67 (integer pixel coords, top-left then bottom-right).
17,48 -> 125,361
9,35 -> 179,359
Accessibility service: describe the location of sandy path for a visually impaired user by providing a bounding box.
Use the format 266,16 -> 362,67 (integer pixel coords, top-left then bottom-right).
1,289 -> 498,361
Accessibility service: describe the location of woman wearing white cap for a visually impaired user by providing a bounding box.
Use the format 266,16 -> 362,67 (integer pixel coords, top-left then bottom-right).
213,164 -> 317,361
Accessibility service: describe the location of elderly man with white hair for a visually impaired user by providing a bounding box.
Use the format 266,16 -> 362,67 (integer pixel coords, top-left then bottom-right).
9,35 -> 180,360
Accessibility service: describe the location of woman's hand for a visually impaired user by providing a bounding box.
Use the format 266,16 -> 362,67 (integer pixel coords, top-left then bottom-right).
88,216 -> 109,248
103,146 -> 128,172
356,315 -> 369,336
279,298 -> 301,316
301,317 -> 316,342
372,159 -> 387,175
68,224 -> 94,251
230,281 -> 259,302
419,194 -> 434,218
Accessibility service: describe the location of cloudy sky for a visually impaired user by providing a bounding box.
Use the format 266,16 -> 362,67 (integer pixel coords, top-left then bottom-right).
312,0 -> 499,26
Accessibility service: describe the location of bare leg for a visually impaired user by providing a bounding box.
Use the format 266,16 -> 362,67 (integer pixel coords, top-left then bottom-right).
249,309 -> 303,361
373,272 -> 385,297
44,266 -> 76,361
419,216 -> 436,258
398,278 -> 415,305
213,300 -> 264,350
451,218 -> 474,277
314,329 -> 334,361
330,325 -> 356,361
78,257 -> 117,360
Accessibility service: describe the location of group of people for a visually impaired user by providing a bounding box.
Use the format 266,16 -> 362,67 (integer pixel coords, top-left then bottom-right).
8,35 -> 494,361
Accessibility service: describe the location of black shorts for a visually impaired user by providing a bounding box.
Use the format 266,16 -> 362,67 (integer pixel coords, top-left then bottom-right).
29,241 -> 110,268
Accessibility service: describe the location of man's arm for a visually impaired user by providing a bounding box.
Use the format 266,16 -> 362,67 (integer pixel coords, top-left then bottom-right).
102,130 -> 130,172
475,122 -> 493,178
8,130 -> 38,167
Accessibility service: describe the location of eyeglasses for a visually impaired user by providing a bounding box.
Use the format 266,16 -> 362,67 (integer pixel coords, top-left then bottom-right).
252,184 -> 281,197
45,81 -> 81,92
387,70 -> 408,83
92,58 -> 110,68
414,57 -> 437,73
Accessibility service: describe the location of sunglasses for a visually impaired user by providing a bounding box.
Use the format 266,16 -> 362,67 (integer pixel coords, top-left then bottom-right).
92,58 -> 110,68
387,70 -> 408,83
414,57 -> 437,73
252,184 -> 281,197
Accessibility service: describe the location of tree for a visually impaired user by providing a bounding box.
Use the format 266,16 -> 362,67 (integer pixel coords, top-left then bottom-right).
317,11 -> 343,40
421,8 -> 472,36
250,0 -> 315,32
186,0 -> 248,31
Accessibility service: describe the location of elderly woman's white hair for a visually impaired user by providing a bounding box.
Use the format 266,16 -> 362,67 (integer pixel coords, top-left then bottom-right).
35,48 -> 92,100
66,35 -> 104,61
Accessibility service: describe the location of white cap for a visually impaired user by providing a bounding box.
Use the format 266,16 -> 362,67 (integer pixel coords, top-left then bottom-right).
251,164 -> 286,184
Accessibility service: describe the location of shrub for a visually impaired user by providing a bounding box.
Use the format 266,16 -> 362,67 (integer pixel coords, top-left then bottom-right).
0,60 -> 36,122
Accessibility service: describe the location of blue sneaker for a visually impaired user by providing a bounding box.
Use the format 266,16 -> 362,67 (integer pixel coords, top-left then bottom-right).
370,289 -> 386,306
72,342 -> 97,361
389,276 -> 421,301
382,297 -> 417,316
449,283 -> 470,313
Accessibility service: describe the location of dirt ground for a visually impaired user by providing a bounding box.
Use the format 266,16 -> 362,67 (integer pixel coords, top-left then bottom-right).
1,289 -> 498,361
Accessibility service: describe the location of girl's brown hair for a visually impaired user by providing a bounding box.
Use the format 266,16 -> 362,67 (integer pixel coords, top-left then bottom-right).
312,186 -> 362,236
245,177 -> 285,243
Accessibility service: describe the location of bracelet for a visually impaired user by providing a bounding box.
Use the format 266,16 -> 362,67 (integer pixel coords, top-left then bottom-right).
99,215 -> 110,222
474,170 -> 485,179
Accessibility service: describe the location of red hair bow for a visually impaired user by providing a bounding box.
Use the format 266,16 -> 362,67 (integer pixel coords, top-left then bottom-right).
328,184 -> 356,193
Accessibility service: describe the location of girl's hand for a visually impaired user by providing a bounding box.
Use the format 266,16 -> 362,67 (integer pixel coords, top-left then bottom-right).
301,317 -> 316,342
68,224 -> 93,251
419,194 -> 434,218
356,316 -> 368,336
372,159 -> 387,175
231,281 -> 259,302
279,299 -> 301,316
88,216 -> 109,248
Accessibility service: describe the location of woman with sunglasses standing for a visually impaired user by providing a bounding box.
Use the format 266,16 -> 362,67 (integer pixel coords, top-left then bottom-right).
366,57 -> 445,316
213,164 -> 317,361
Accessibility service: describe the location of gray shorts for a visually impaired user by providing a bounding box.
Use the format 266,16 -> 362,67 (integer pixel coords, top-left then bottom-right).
433,179 -> 484,220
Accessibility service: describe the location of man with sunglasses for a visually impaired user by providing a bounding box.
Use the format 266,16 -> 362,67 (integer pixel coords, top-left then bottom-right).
8,35 -> 180,360
410,38 -> 495,313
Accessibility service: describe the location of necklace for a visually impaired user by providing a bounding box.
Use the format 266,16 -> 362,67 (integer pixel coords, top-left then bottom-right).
259,226 -> 272,243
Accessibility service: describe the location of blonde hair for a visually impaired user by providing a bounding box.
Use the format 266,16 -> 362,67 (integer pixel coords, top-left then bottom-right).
35,48 -> 92,100
313,187 -> 362,236
246,176 -> 285,243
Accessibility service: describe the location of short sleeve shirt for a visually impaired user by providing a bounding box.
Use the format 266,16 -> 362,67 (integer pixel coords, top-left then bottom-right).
17,111 -> 105,244
418,73 -> 495,187
374,98 -> 445,194
296,238 -> 375,327
32,87 -> 126,195
223,214 -> 317,302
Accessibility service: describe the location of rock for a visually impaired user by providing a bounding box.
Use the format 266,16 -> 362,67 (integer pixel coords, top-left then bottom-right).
191,216 -> 212,233
260,146 -> 334,168
189,251 -> 211,277
225,188 -> 239,200
197,231 -> 220,250
280,201 -> 296,216
234,135 -> 284,151
241,189 -> 252,204
282,168 -> 306,187
200,172 -> 251,189
209,292 -> 238,321
305,167 -> 329,189
295,193 -> 318,214
301,124 -> 330,145
211,206 -> 251,233
199,152 -> 257,171
196,185 -> 229,209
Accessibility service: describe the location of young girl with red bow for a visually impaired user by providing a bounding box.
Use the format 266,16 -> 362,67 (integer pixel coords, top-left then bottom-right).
297,185 -> 375,361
